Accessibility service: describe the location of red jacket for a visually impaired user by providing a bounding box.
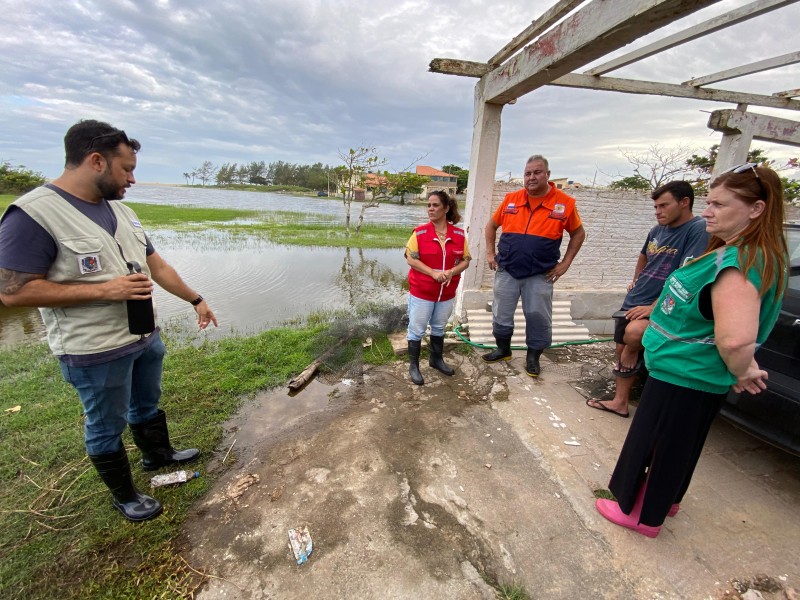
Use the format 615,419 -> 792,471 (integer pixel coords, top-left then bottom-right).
408,222 -> 466,302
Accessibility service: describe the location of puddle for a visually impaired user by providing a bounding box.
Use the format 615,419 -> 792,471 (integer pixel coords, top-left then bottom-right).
220,378 -> 343,456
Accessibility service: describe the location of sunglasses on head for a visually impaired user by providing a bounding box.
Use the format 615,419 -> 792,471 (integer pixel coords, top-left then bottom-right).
87,130 -> 130,152
723,162 -> 759,178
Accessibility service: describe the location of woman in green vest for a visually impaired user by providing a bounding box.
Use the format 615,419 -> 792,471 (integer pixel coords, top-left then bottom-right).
596,164 -> 789,538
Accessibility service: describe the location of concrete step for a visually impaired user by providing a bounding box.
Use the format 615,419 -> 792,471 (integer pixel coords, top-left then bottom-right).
464,299 -> 591,345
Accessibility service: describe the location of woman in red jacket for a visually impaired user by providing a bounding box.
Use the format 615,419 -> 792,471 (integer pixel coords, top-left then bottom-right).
405,191 -> 471,385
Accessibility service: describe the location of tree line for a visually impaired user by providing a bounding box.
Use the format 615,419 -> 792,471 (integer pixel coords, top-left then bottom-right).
183,159 -> 470,196
182,160 -> 337,189
609,144 -> 799,202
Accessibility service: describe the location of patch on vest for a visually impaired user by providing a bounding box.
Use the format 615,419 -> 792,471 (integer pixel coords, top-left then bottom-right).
503,203 -> 518,214
548,203 -> 566,220
667,278 -> 691,302
660,294 -> 676,315
78,254 -> 102,274
131,219 -> 143,228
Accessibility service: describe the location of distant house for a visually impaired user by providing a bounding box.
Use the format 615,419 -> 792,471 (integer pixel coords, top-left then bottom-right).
363,172 -> 390,200
550,177 -> 584,190
416,166 -> 458,198
505,176 -> 583,190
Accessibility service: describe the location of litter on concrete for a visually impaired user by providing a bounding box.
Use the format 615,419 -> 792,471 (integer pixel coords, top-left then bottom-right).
288,526 -> 313,565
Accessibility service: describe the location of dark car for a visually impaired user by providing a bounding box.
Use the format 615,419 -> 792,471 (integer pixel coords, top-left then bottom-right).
719,223 -> 800,456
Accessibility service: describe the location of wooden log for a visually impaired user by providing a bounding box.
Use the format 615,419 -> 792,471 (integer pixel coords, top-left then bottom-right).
287,339 -> 349,391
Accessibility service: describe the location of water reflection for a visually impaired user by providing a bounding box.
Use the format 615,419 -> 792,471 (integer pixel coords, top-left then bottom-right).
0,303 -> 47,345
0,233 -> 409,346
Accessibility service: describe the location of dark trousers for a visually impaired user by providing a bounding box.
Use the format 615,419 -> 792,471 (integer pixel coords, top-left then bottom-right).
609,376 -> 726,527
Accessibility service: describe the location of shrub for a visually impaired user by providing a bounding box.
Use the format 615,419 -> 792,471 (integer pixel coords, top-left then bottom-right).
0,161 -> 46,194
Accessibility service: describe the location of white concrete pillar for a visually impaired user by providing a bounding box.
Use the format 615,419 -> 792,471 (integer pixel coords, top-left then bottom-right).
454,80 -> 503,320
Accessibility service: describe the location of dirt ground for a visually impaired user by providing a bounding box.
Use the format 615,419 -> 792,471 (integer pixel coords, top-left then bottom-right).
184,341 -> 800,599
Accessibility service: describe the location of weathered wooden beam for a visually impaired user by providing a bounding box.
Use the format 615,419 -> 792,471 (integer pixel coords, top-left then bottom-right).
487,0 -> 584,67
584,0 -> 798,76
708,109 -> 800,147
482,0 -> 720,105
429,58 -> 491,78
683,51 -> 800,87
549,73 -> 800,111
774,88 -> 800,98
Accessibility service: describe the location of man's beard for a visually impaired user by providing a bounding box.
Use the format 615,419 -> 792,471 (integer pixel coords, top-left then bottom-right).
97,168 -> 125,200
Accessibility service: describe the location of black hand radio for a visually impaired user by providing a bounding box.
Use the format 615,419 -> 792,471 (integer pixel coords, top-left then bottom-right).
126,261 -> 155,335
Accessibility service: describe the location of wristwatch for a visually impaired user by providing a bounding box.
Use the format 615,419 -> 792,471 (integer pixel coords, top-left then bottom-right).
190,295 -> 204,306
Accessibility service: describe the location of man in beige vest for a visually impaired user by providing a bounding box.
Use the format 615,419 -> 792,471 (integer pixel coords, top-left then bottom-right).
0,120 -> 218,521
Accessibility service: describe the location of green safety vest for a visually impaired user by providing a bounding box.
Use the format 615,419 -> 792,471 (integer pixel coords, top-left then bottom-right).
643,244 -> 782,394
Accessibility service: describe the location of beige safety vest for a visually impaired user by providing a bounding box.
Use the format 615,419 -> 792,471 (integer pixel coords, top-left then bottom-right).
13,186 -> 156,356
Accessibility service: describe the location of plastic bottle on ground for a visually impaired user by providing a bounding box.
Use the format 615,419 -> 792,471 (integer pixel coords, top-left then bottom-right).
150,470 -> 200,488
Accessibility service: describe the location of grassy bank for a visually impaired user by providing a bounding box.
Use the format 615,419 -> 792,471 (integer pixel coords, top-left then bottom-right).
0,196 -> 409,249
125,203 -> 410,249
0,313 -> 399,598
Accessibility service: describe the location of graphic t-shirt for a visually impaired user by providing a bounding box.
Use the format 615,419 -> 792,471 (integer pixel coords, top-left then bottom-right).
623,216 -> 709,309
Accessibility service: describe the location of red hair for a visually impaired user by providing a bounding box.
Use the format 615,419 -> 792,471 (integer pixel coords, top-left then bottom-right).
708,165 -> 787,297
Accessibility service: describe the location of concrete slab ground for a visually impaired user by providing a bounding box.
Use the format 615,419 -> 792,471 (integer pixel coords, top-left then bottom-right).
184,343 -> 800,599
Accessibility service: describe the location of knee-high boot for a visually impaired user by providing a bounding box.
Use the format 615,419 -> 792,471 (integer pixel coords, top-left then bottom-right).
526,348 -> 543,377
482,336 -> 512,362
129,409 -> 200,471
428,335 -> 455,376
408,340 -> 424,385
88,448 -> 163,522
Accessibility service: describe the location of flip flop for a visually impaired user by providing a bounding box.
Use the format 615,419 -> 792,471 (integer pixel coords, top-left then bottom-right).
612,357 -> 644,379
586,398 -> 629,418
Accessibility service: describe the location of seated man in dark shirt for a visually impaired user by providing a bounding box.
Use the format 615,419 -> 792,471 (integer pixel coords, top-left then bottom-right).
587,181 -> 708,418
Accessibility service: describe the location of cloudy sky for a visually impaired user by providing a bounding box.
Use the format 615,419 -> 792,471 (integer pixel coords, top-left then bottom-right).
1,0 -> 798,186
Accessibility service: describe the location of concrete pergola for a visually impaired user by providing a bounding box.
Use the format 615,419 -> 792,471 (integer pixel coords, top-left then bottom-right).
430,0 -> 800,318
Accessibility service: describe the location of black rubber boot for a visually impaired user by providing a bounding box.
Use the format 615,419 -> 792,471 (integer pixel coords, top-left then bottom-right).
526,348 -> 543,377
88,449 -> 163,522
482,336 -> 513,363
129,409 -> 200,471
428,335 -> 455,376
408,340 -> 425,385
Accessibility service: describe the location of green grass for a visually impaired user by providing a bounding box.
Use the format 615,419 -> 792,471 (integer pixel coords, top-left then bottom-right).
123,202 -> 262,226
498,583 -> 531,600
0,315 -> 401,598
0,194 -> 16,211
593,488 -> 616,500
223,221 -> 411,248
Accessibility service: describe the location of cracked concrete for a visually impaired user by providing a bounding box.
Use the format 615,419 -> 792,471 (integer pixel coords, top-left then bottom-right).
184,344 -> 800,599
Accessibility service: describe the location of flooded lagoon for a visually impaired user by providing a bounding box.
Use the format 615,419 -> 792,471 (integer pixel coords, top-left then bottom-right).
0,186 -> 419,345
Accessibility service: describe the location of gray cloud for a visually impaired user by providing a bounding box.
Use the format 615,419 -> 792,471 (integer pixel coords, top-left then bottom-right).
1,0 -> 798,186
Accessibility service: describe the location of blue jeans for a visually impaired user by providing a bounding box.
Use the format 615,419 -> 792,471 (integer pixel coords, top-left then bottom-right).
407,294 -> 455,341
60,333 -> 166,455
492,268 -> 553,349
